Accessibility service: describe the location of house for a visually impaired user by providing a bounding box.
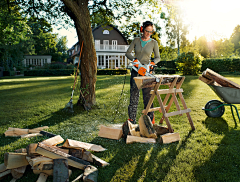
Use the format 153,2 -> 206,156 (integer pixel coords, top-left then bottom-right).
23,55 -> 52,67
67,24 -> 130,69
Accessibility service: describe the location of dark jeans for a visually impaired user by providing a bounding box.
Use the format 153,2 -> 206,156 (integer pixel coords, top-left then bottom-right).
128,69 -> 154,124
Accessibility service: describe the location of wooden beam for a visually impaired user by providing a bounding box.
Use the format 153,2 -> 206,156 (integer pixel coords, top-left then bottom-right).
41,135 -> 64,146
53,159 -> 69,182
4,153 -> 29,169
36,173 -> 48,182
83,165 -> 98,182
62,139 -> 106,152
126,135 -> 156,144
164,108 -> 191,117
150,88 -> 183,95
98,125 -> 123,140
91,154 -> 109,167
160,133 -> 180,144
35,143 -> 90,170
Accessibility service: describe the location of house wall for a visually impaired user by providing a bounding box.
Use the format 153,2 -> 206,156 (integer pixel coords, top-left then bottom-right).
23,55 -> 52,67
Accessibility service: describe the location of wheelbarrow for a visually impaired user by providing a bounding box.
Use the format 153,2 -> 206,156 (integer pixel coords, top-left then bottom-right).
202,85 -> 240,121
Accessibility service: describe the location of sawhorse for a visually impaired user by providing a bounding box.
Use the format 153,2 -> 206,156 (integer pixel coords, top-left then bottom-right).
135,75 -> 195,133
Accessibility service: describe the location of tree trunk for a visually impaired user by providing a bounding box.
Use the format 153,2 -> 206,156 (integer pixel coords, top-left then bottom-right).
62,0 -> 97,110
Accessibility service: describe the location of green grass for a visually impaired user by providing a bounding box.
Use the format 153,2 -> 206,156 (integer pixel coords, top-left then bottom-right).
1,74 -> 240,181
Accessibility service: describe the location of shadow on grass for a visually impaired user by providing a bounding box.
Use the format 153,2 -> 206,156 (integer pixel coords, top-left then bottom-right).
92,130 -> 194,181
194,117 -> 240,181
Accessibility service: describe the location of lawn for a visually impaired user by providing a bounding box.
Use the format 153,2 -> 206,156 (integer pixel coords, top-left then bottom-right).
1,74 -> 240,181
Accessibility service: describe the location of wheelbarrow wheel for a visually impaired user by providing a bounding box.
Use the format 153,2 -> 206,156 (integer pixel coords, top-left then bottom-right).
205,100 -> 225,117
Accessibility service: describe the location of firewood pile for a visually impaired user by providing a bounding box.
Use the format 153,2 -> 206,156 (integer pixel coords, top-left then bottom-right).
199,68 -> 240,89
1,126 -> 109,182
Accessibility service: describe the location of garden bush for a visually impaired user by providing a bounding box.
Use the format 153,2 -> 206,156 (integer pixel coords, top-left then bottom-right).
24,69 -> 74,76
176,52 -> 203,75
97,69 -> 129,75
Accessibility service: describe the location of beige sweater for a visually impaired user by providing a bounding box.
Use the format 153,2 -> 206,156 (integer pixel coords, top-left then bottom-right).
125,37 -> 160,65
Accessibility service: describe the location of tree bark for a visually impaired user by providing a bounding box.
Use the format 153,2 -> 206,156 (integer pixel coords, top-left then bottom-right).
62,0 -> 97,110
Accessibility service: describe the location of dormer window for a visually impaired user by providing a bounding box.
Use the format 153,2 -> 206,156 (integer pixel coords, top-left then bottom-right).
103,30 -> 109,34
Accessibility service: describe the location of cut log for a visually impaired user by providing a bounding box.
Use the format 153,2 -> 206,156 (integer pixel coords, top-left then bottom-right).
134,75 -> 183,89
160,133 -> 180,144
26,143 -> 40,157
53,159 -> 69,182
62,139 -> 106,152
29,156 -> 53,167
4,153 -> 29,169
202,68 -> 240,89
41,135 -> 64,146
36,173 -> 48,182
69,148 -> 93,163
39,131 -> 57,138
126,135 -> 156,144
21,133 -> 43,138
83,165 -> 98,182
11,165 -> 27,179
98,125 -> 123,140
0,169 -> 11,180
91,154 -> 109,167
153,125 -> 170,136
0,163 -> 7,173
14,148 -> 27,153
35,142 -> 90,170
5,126 -> 49,137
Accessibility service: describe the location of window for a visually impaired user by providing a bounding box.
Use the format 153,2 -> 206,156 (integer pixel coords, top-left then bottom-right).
103,40 -> 109,50
95,40 -> 100,50
103,30 -> 109,34
112,40 -> 117,50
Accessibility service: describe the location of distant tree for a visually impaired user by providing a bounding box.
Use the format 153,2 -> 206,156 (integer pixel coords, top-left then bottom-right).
211,39 -> 234,58
195,36 -> 210,58
230,25 -> 240,54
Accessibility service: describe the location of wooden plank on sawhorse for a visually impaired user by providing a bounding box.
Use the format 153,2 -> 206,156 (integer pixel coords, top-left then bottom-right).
135,75 -> 195,133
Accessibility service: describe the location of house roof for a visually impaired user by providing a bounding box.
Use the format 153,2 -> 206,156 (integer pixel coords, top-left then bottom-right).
67,24 -> 128,51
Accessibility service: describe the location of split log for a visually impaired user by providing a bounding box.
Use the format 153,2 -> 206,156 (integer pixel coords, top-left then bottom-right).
134,75 -> 183,89
202,68 -> 240,89
14,148 -> 27,153
91,154 -> 109,167
5,126 -> 49,137
39,131 -> 57,138
83,165 -> 98,182
21,133 -> 43,138
35,142 -> 90,170
41,135 -> 64,146
26,143 -> 40,157
0,169 -> 11,180
0,163 -> 7,173
4,153 -> 29,169
126,135 -> 156,144
36,173 -> 48,182
160,133 -> 180,144
11,165 -> 27,179
98,125 -> 123,140
29,156 -> 53,167
153,125 -> 170,136
69,148 -> 93,163
53,159 -> 69,182
63,139 -> 106,152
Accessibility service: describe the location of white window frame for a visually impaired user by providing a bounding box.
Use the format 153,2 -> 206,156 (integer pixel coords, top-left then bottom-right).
112,40 -> 117,50
103,40 -> 109,50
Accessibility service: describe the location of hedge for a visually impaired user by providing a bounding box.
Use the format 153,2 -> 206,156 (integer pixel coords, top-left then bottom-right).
97,69 -> 129,75
201,58 -> 240,72
24,69 -> 74,76
157,60 -> 176,70
3,71 -> 16,76
24,69 -> 130,76
154,68 -> 176,74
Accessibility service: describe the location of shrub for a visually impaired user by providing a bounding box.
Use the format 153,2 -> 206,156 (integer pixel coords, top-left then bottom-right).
24,69 -> 74,76
175,52 -> 203,75
97,69 -> 129,75
157,60 -> 176,70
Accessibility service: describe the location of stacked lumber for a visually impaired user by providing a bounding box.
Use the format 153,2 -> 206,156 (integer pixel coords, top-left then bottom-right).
1,129 -> 109,182
199,68 -> 240,89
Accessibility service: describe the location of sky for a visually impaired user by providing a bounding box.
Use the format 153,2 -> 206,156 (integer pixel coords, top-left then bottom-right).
53,0 -> 240,48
